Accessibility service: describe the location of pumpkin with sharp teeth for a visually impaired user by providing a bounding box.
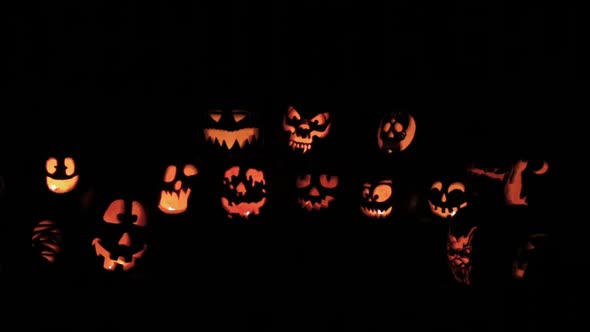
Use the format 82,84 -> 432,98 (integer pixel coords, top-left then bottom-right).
202,110 -> 261,151
158,162 -> 199,215
282,106 -> 332,154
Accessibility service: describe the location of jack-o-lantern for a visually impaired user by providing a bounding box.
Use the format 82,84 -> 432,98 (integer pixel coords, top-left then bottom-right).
45,156 -> 80,194
202,110 -> 261,151
221,165 -> 267,220
467,159 -> 549,206
377,111 -> 417,154
295,173 -> 339,212
158,163 -> 199,215
32,220 -> 62,263
92,198 -> 148,272
512,233 -> 548,280
360,179 -> 394,219
447,226 -> 477,286
428,179 -> 471,219
283,107 -> 331,154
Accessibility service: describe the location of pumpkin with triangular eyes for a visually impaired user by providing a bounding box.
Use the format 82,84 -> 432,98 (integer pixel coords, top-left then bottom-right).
203,110 -> 261,151
295,172 -> 339,212
283,107 -> 332,154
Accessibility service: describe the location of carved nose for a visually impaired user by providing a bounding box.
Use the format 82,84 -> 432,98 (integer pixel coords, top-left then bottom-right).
309,186 -> 320,197
118,232 -> 132,247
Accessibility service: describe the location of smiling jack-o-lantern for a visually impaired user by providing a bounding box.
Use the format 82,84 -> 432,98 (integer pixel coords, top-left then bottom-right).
203,110 -> 260,151
283,107 -> 331,154
45,156 -> 80,194
221,166 -> 267,220
32,220 -> 62,263
377,111 -> 416,154
428,179 -> 470,219
158,163 -> 199,215
92,198 -> 148,272
296,173 -> 339,212
360,179 -> 394,219
447,226 -> 477,286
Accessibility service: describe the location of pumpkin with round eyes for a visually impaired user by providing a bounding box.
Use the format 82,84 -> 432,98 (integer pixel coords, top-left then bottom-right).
283,107 -> 331,154
92,198 -> 149,272
45,156 -> 79,194
360,179 -> 394,219
377,111 -> 416,154
158,163 -> 199,215
295,173 -> 339,212
428,180 -> 470,219
220,165 -> 268,220
203,110 -> 261,151
32,220 -> 62,263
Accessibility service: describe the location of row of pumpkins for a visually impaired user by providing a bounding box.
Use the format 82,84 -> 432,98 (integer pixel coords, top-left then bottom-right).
17,109 -> 553,288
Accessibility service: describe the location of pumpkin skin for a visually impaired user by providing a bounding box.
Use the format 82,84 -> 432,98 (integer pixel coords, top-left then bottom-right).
360,179 -> 394,219
376,111 -> 417,154
92,198 -> 149,272
32,220 -> 62,263
202,110 -> 261,151
446,226 -> 477,286
283,107 -> 332,154
220,165 -> 268,220
158,163 -> 199,215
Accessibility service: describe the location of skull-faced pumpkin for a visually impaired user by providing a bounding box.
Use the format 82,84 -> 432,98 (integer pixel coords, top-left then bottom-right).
447,226 -> 477,286
295,173 -> 339,212
428,179 -> 470,219
203,110 -> 260,151
283,106 -> 331,154
92,198 -> 148,272
377,111 -> 416,154
158,163 -> 199,215
45,156 -> 80,194
220,166 -> 267,220
32,220 -> 62,263
360,179 -> 394,219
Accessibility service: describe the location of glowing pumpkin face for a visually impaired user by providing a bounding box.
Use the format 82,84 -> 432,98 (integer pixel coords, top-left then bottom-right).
203,110 -> 260,151
295,173 -> 339,212
221,166 -> 267,220
45,156 -> 79,194
360,179 -> 394,219
283,107 -> 331,154
377,111 -> 416,154
31,220 -> 62,263
92,199 -> 148,272
447,226 -> 477,286
428,180 -> 470,219
158,163 -> 199,215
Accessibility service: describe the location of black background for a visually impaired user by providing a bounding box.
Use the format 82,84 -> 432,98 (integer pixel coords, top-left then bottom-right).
5,1 -> 584,331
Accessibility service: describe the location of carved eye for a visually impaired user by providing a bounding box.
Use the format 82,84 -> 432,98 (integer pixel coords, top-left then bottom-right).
45,157 -> 58,175
163,165 -> 177,183
287,106 -> 301,121
232,110 -> 248,122
208,110 -> 223,122
372,183 -> 393,203
296,174 -> 311,188
183,164 -> 198,177
310,113 -> 328,126
64,157 -> 75,176
319,174 -> 338,188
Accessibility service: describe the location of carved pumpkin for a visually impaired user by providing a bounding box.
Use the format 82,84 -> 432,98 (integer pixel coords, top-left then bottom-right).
428,178 -> 471,219
446,226 -> 477,286
45,156 -> 80,194
202,110 -> 261,151
220,165 -> 268,220
296,172 -> 339,212
92,198 -> 149,272
377,111 -> 417,154
32,220 -> 62,263
360,179 -> 394,219
283,106 -> 331,154
158,163 -> 199,215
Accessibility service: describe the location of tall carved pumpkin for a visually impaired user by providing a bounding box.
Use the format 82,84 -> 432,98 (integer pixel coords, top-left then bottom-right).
158,163 -> 199,215
376,110 -> 417,154
446,225 -> 477,286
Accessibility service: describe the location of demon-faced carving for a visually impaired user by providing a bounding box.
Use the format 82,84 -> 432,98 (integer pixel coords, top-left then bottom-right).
296,173 -> 339,212
446,226 -> 477,286
221,166 -> 267,220
377,111 -> 417,154
283,106 -> 331,154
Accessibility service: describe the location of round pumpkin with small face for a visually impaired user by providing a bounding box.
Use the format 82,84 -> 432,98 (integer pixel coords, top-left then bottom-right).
296,172 -> 339,212
428,176 -> 472,220
377,110 -> 416,154
44,155 -> 80,194
91,197 -> 149,272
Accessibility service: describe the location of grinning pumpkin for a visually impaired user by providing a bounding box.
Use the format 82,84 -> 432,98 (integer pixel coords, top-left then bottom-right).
32,220 -> 62,263
360,179 -> 394,219
446,226 -> 477,286
45,156 -> 80,194
158,163 -> 199,215
376,111 -> 417,154
283,107 -> 331,154
92,198 -> 148,272
220,165 -> 268,220
295,172 -> 339,212
428,178 -> 471,220
203,110 -> 261,151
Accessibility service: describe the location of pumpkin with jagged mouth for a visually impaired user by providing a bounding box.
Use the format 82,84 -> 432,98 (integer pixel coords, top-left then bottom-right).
158,163 -> 199,215
203,110 -> 260,151
221,166 -> 267,220
92,198 -> 148,272
296,173 -> 339,212
360,179 -> 394,219
45,156 -> 80,194
283,107 -> 331,154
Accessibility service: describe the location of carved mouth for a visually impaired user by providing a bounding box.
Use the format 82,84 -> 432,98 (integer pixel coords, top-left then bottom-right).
428,201 -> 467,218
92,239 -> 147,272
297,196 -> 335,211
158,188 -> 191,214
360,205 -> 392,218
46,175 -> 80,194
289,140 -> 313,153
204,128 -> 259,150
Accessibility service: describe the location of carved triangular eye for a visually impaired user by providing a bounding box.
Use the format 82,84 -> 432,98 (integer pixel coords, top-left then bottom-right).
208,110 -> 222,122
232,110 -> 249,122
